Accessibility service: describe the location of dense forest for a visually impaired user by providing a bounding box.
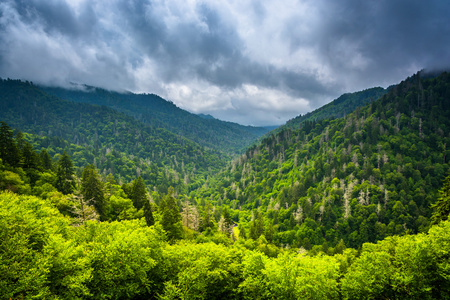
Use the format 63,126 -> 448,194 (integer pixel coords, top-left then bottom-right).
0,79 -> 235,194
1,71 -> 450,299
194,71 -> 450,250
279,87 -> 387,132
42,85 -> 270,154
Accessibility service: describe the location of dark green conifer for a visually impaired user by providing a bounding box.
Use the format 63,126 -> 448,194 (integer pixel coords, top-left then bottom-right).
431,174 -> 450,224
39,149 -> 53,170
160,187 -> 183,241
81,165 -> 106,219
131,176 -> 147,210
143,199 -> 154,226
0,121 -> 20,167
55,151 -> 75,194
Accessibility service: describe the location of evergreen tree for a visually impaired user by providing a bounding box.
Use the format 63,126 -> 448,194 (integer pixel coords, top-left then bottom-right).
81,165 -> 106,219
21,142 -> 39,170
55,152 -> 75,195
431,174 -> 450,224
21,141 -> 40,185
143,199 -> 154,226
131,176 -> 147,210
200,201 -> 215,232
0,121 -> 20,167
39,149 -> 53,170
160,187 -> 183,241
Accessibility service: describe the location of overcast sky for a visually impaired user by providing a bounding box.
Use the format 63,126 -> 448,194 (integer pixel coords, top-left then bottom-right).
1,0 -> 449,126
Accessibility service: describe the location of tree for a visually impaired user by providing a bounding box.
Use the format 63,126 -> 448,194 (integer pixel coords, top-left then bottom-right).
81,165 -> 106,219
0,121 -> 20,167
431,174 -> 450,224
39,149 -> 53,171
199,201 -> 215,232
55,152 -> 75,194
160,187 -> 183,241
130,176 -> 147,210
71,192 -> 99,226
143,198 -> 155,226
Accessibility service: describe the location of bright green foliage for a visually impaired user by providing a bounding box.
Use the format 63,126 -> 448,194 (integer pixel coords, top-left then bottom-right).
159,242 -> 244,300
431,174 -> 450,224
1,190 -> 450,299
341,220 -> 450,299
75,220 -> 165,299
55,151 -> 75,194
240,252 -> 340,299
108,194 -> 139,221
0,191 -> 89,299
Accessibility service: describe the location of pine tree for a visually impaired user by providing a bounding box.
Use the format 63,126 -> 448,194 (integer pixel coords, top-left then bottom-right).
21,142 -> 39,170
200,201 -> 215,232
143,199 -> 154,226
431,174 -> 450,224
81,165 -> 106,219
130,176 -> 147,210
160,187 -> 183,241
55,152 -> 75,195
39,149 -> 53,170
0,121 -> 20,167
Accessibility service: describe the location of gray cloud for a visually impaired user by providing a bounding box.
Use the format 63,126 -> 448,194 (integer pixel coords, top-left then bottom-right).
1,0 -> 449,126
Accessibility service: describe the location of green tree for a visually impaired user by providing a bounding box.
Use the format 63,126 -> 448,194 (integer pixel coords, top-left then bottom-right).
39,149 -> 53,171
144,198 -> 155,226
130,176 -> 147,210
431,174 -> 450,224
200,201 -> 215,232
81,165 -> 106,218
55,152 -> 75,195
160,187 -> 183,241
0,121 -> 20,167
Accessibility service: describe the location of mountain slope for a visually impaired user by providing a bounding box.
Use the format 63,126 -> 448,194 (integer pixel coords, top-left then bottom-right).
41,85 -> 270,154
281,87 -> 387,132
0,79 -> 226,193
195,71 -> 450,249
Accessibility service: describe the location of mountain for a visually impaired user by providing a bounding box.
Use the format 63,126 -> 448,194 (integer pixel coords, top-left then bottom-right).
41,85 -> 270,154
1,72 -> 450,300
0,79 -> 226,193
280,87 -> 387,132
194,71 -> 450,249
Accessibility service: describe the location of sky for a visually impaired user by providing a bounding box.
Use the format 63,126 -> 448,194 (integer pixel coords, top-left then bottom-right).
1,0 -> 449,126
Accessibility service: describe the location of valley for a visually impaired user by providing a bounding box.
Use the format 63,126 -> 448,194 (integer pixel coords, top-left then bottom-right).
1,70 -> 449,299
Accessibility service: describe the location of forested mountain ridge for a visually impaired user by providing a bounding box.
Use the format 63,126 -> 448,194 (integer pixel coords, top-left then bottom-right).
279,87 -> 387,133
41,85 -> 270,154
195,71 -> 450,250
0,79 -> 226,193
1,72 -> 450,300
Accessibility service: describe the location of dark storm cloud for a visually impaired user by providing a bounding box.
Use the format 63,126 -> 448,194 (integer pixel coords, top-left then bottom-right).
285,0 -> 450,90
0,0 -> 449,125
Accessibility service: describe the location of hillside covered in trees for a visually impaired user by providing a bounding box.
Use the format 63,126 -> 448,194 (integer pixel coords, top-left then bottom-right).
0,79 -> 232,194
42,85 -> 270,154
0,71 -> 449,299
194,71 -> 450,250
